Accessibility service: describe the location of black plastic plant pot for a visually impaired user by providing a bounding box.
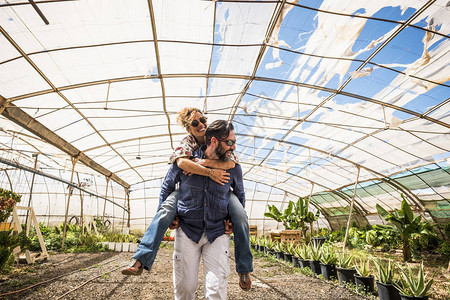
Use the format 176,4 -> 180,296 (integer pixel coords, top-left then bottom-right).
308,260 -> 321,275
299,259 -> 309,269
259,245 -> 265,252
399,295 -> 428,300
292,256 -> 299,268
311,236 -> 326,247
377,281 -> 401,300
354,274 -> 374,294
284,253 -> 293,262
336,267 -> 357,286
275,251 -> 283,260
320,263 -> 337,280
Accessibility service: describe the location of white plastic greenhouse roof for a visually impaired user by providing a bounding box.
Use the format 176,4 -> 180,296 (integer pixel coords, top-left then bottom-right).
0,0 -> 449,229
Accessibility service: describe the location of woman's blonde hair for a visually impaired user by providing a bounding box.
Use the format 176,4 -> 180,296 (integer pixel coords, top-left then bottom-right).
176,107 -> 206,128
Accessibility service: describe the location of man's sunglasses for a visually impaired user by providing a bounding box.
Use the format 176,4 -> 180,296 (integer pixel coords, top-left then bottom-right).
217,138 -> 236,146
191,117 -> 207,128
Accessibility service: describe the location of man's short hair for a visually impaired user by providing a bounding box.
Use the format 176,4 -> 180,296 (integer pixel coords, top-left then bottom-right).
205,120 -> 234,145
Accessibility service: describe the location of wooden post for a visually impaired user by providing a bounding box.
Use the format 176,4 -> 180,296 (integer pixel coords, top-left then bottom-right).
102,177 -> 111,222
25,153 -> 38,228
126,188 -> 131,229
342,166 -> 361,251
62,156 -> 78,249
77,172 -> 84,238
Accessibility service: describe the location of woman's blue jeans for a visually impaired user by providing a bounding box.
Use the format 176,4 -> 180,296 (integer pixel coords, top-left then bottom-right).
133,190 -> 253,274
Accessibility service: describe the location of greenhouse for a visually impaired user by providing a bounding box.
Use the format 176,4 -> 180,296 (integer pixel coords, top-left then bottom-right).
0,0 -> 448,299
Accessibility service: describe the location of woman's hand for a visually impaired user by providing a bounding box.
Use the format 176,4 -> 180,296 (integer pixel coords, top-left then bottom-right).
169,217 -> 180,230
224,220 -> 233,234
209,168 -> 230,185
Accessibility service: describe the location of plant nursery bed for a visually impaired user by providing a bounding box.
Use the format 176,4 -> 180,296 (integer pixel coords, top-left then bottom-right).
0,244 -> 373,300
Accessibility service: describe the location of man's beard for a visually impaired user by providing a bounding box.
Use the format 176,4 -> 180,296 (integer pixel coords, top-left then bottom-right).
215,143 -> 232,162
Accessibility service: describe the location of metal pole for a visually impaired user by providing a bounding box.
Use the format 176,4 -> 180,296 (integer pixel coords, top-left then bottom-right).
102,177 -> 111,221
126,188 -> 131,229
342,166 -> 361,251
77,172 -> 84,238
62,157 -> 78,249
25,153 -> 39,228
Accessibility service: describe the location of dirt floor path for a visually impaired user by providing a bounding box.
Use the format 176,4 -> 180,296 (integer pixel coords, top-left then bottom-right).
0,242 -> 370,300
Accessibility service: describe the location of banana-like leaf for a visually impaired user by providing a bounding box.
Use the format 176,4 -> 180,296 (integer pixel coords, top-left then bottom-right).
401,198 -> 414,224
376,203 -> 390,219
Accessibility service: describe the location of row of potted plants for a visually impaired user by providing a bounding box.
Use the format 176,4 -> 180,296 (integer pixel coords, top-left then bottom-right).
250,236 -> 433,300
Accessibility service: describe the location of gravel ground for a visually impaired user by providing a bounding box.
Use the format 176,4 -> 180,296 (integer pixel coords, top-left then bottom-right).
0,243 -> 370,300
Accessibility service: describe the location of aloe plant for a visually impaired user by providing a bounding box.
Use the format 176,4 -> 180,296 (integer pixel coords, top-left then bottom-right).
266,238 -> 275,251
285,241 -> 296,255
376,195 -> 423,261
395,262 -> 433,297
249,235 -> 257,246
295,244 -> 310,260
356,258 -> 372,277
320,245 -> 338,265
309,242 -> 321,261
373,259 -> 396,284
337,252 -> 354,269
273,241 -> 284,253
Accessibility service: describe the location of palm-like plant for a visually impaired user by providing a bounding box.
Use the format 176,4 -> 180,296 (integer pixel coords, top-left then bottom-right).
395,262 -> 433,297
376,195 -> 423,261
295,197 -> 320,241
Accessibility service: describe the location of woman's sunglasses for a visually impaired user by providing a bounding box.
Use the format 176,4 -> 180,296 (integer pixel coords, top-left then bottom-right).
191,117 -> 207,128
217,138 -> 236,146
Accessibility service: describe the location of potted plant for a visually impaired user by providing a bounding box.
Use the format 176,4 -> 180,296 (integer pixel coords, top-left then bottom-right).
319,245 -> 338,280
336,252 -> 356,286
284,241 -> 295,263
265,238 -> 275,256
308,242 -> 322,275
354,258 -> 375,294
274,241 -> 284,260
374,259 -> 401,300
249,235 -> 257,250
295,244 -> 310,268
395,262 -> 433,300
257,236 -> 265,252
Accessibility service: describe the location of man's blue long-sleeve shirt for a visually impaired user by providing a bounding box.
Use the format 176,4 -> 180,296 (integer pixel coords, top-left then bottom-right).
159,155 -> 245,244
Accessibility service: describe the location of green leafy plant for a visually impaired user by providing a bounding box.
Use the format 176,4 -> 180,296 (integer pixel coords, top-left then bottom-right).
320,245 -> 338,265
273,241 -> 284,253
295,244 -> 310,260
373,259 -> 396,284
355,258 -> 372,277
249,235 -> 257,245
0,230 -> 30,273
337,252 -> 354,269
285,242 -> 295,255
376,195 -> 426,261
309,242 -> 321,261
395,262 -> 433,297
266,238 -> 275,251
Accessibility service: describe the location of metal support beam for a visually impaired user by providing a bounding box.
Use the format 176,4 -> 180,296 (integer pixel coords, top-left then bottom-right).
0,96 -> 130,189
343,166 -> 361,251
